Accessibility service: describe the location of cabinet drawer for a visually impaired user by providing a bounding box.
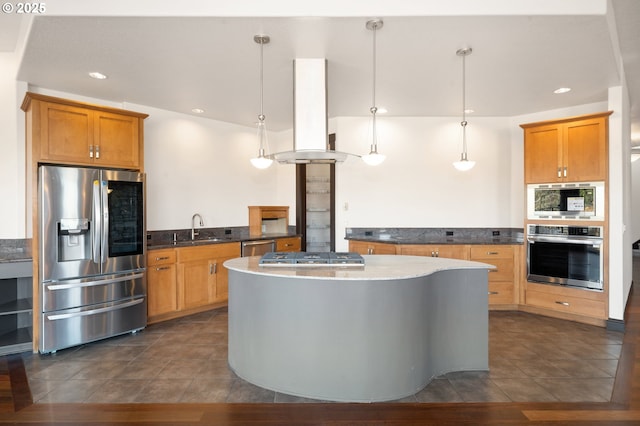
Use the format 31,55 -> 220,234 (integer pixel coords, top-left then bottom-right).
486,259 -> 514,282
276,237 -> 301,252
177,243 -> 241,262
148,249 -> 176,266
488,282 -> 514,304
526,288 -> 606,318
470,245 -> 513,259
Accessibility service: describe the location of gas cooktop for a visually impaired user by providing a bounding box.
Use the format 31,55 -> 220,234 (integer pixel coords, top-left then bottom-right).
258,252 -> 365,266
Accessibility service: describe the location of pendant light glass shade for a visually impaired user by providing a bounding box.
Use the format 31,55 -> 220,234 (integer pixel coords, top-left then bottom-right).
362,19 -> 386,166
452,47 -> 475,172
250,35 -> 273,169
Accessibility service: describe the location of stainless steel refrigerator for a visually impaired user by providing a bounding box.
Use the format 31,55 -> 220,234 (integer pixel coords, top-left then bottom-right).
38,165 -> 147,353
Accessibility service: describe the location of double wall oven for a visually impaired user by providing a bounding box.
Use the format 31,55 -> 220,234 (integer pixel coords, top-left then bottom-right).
39,165 -> 146,353
526,181 -> 605,292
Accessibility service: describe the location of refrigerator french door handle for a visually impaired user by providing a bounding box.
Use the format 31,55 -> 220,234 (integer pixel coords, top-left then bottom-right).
45,272 -> 145,291
92,179 -> 102,264
101,179 -> 109,264
46,298 -> 144,321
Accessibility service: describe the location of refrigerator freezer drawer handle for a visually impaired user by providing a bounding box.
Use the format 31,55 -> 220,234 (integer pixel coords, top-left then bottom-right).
46,298 -> 144,321
46,272 -> 145,291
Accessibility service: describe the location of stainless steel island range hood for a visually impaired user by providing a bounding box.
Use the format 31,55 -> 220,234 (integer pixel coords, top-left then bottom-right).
271,58 -> 359,164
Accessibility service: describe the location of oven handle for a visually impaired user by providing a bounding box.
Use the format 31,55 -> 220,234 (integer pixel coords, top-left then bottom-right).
527,236 -> 603,246
45,273 -> 145,291
46,298 -> 144,321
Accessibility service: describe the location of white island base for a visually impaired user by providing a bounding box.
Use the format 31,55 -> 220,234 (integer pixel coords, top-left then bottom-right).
224,254 -> 492,402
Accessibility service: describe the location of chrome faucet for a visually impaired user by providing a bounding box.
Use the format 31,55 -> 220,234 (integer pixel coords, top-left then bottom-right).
191,213 -> 204,240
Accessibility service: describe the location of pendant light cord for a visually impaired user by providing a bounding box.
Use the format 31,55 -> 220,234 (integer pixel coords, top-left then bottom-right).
370,22 -> 378,152
461,51 -> 467,156
259,39 -> 265,124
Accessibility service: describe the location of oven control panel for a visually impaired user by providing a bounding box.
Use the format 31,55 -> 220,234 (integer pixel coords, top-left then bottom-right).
528,224 -> 602,238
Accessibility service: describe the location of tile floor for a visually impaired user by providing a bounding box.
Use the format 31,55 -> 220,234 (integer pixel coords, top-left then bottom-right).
21,309 -> 623,404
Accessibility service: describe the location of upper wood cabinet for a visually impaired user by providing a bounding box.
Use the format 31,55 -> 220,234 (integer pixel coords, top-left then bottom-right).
248,206 -> 289,236
22,92 -> 148,170
521,112 -> 611,183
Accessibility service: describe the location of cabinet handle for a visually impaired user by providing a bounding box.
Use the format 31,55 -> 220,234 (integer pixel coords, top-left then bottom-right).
284,243 -> 293,247
155,266 -> 171,271
368,248 -> 373,255
95,145 -> 100,159
210,263 -> 218,274
487,251 -> 499,255
432,251 -> 439,257
563,166 -> 567,177
488,291 -> 499,295
89,145 -> 94,158
489,269 -> 498,273
555,301 -> 570,306
557,167 -> 561,178
155,256 -> 170,261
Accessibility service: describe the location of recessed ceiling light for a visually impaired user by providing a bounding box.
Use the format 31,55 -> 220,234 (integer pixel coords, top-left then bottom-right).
464,108 -> 474,114
191,108 -> 205,114
554,87 -> 571,94
377,107 -> 388,114
88,72 -> 107,80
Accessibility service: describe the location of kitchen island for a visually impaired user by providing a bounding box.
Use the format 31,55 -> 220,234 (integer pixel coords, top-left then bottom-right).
223,254 -> 493,402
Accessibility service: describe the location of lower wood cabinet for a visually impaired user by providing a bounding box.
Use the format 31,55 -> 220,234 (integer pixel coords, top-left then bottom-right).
470,245 -> 517,306
349,241 -> 398,255
147,242 -> 240,324
399,244 -> 469,260
524,282 -> 607,324
147,249 -> 178,319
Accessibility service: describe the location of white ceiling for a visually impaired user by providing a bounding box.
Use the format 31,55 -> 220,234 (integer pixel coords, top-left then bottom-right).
3,1 -> 640,140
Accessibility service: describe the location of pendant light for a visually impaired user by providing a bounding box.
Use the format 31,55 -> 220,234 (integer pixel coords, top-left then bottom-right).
452,47 -> 476,172
250,35 -> 273,169
362,19 -> 386,166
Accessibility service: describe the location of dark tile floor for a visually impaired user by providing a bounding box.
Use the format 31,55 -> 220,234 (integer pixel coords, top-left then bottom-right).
20,309 -> 622,404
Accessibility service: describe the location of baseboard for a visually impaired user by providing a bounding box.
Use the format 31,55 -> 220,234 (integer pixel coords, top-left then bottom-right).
607,318 -> 625,332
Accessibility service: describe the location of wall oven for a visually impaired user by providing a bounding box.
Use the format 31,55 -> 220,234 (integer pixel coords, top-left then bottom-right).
527,224 -> 603,291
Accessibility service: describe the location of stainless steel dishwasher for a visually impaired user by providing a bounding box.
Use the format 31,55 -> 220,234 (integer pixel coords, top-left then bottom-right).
241,239 -> 276,257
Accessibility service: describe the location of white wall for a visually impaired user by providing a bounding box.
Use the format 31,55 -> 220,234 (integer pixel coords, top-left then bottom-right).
0,53 -> 27,238
128,103 -> 294,231
331,115 -> 516,251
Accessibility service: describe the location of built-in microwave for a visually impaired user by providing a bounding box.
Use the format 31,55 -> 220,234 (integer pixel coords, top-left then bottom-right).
527,181 -> 605,220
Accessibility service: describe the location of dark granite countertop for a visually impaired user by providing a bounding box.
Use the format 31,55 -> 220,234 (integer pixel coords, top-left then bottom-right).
0,239 -> 33,263
147,226 -> 300,250
345,227 -> 524,246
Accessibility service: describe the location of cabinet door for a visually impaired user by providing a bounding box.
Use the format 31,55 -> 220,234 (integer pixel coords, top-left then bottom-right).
180,260 -> 212,309
564,117 -> 607,182
94,111 -> 140,169
213,256 -> 236,302
40,102 -> 93,165
147,264 -> 177,317
524,124 -> 562,183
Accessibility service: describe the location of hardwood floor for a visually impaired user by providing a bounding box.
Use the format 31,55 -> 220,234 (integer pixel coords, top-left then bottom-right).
0,284 -> 639,424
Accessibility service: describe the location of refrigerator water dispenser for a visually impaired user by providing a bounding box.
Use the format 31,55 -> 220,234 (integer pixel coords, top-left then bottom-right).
57,218 -> 91,262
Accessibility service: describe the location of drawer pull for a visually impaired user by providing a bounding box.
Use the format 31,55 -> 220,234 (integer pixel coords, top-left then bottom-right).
487,251 -> 499,255
155,256 -> 170,261
489,269 -> 498,273
155,266 -> 171,271
488,291 -> 499,295
555,301 -> 570,306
